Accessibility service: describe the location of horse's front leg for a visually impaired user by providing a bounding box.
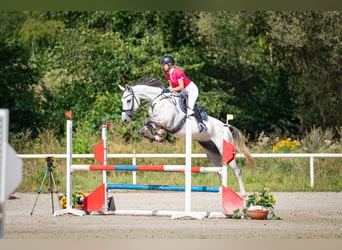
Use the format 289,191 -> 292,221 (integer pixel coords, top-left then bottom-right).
139,125 -> 156,142
229,159 -> 247,198
144,118 -> 158,135
140,118 -> 167,142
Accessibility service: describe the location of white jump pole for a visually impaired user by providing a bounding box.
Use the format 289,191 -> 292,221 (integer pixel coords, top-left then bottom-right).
221,124 -> 228,187
132,149 -> 137,184
221,114 -> 234,187
54,119 -> 85,216
102,124 -> 108,211
66,120 -> 72,210
171,110 -> 204,219
185,112 -> 192,213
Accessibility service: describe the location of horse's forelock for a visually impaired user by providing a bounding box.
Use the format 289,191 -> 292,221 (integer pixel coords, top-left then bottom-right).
132,78 -> 164,88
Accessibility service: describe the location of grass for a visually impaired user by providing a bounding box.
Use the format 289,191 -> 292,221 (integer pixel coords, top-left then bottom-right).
13,124 -> 342,194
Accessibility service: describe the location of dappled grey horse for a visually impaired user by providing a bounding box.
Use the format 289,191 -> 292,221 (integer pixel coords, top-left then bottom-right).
119,78 -> 254,197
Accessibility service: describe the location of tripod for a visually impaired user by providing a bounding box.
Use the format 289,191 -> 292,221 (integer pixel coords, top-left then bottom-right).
30,157 -> 60,215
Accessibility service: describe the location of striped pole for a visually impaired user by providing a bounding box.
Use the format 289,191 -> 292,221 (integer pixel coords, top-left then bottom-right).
71,164 -> 222,173
107,184 -> 220,192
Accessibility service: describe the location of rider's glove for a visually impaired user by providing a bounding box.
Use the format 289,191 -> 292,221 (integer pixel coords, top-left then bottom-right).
163,88 -> 171,93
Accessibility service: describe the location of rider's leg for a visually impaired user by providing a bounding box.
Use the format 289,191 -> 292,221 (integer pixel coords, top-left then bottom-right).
182,82 -> 198,111
193,106 -> 207,133
182,82 -> 207,133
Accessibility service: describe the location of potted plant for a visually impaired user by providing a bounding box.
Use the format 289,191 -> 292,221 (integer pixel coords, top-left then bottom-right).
59,189 -> 87,210
245,184 -> 280,220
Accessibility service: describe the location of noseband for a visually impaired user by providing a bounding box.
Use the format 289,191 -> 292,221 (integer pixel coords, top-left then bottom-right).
122,88 -> 140,119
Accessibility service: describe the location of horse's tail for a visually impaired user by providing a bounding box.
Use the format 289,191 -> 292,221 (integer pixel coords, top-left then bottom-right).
229,125 -> 255,168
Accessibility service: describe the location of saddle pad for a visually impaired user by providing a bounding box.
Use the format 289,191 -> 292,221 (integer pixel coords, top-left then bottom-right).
177,95 -> 208,121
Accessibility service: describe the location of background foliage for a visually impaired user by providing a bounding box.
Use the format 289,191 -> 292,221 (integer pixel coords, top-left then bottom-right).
0,11 -> 341,142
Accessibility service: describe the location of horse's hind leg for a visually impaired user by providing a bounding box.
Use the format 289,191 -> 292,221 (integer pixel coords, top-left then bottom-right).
229,159 -> 247,198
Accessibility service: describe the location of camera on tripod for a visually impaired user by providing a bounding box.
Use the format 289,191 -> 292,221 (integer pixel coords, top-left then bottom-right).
30,156 -> 59,215
46,157 -> 55,169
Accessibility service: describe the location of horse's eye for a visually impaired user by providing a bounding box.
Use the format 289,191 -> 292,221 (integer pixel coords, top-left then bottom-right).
127,99 -> 131,103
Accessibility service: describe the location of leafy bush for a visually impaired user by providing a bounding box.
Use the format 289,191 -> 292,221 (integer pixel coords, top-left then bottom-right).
272,138 -> 301,152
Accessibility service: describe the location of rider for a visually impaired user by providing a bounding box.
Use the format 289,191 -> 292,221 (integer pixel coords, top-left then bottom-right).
160,55 -> 207,133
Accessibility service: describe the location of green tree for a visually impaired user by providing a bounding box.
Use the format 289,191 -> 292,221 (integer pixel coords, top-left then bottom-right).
264,11 -> 342,133
0,12 -> 43,137
0,40 -> 42,136
39,11 -> 166,133
197,12 -> 297,138
2,11 -> 340,142
197,11 -> 341,138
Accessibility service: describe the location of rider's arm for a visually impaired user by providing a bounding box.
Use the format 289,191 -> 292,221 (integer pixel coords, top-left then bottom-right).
171,79 -> 184,92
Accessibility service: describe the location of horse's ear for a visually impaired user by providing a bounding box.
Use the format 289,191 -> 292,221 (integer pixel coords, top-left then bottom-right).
118,84 -> 125,91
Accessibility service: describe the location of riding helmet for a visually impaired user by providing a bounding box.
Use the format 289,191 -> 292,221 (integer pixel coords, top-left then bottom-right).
160,56 -> 175,65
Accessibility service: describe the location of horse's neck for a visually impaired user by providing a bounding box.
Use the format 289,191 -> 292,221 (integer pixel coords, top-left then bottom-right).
133,85 -> 162,103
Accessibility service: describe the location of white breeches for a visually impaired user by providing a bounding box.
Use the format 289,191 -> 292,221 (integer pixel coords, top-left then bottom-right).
181,81 -> 199,110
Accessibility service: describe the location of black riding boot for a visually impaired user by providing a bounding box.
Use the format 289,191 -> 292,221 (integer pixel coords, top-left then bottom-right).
193,105 -> 207,133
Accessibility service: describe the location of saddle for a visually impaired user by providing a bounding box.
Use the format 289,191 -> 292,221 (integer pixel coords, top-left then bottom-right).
178,93 -> 208,121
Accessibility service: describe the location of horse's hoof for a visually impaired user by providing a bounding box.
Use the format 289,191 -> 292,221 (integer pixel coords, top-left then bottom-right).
139,127 -> 148,134
157,129 -> 166,137
155,136 -> 165,142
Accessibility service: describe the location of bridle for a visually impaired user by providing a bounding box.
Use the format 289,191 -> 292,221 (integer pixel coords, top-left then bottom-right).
121,88 -> 140,119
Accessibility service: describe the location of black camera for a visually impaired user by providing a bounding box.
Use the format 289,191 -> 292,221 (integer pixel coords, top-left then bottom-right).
46,157 -> 55,168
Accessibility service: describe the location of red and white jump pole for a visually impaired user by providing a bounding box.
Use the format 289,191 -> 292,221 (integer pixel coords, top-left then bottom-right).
71,165 -> 223,172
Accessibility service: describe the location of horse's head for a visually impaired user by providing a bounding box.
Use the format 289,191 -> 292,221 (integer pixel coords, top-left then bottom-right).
119,84 -> 140,123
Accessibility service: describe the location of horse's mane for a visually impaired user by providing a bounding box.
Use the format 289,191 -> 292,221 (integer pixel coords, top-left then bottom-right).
132,78 -> 164,89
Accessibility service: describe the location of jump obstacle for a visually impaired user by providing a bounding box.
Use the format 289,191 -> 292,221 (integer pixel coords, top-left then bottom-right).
54,112 -> 242,219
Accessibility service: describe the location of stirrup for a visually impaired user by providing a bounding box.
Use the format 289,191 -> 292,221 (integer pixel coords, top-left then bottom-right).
198,122 -> 207,133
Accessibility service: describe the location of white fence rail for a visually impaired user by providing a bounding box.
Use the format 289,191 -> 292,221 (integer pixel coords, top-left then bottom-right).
18,153 -> 342,188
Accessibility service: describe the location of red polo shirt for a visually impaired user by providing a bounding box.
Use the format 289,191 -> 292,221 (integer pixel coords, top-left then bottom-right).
166,67 -> 191,88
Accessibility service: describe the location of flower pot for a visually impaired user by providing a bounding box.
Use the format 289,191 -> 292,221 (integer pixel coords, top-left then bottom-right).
72,205 -> 84,210
247,209 -> 269,220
